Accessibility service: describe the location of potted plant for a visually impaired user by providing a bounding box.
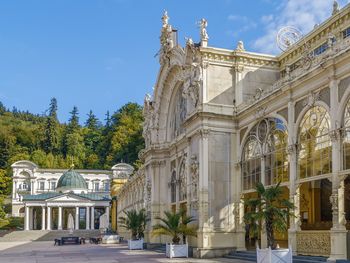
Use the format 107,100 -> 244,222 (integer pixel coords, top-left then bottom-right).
152,209 -> 196,258
244,182 -> 294,263
118,209 -> 147,250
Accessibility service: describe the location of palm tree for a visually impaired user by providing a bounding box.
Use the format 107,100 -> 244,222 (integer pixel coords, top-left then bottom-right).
244,182 -> 294,249
118,209 -> 148,240
152,210 -> 197,244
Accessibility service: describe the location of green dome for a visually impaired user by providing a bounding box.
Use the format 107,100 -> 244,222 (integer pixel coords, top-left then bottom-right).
56,169 -> 88,192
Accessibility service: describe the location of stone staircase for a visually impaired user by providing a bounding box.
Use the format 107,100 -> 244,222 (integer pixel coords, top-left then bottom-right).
224,250 -> 329,263
0,230 -> 101,242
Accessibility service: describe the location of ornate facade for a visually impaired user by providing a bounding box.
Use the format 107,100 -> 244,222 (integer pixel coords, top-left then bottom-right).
117,3 -> 350,260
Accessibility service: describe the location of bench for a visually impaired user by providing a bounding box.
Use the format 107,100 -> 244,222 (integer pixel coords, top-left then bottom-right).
61,236 -> 80,245
89,237 -> 102,244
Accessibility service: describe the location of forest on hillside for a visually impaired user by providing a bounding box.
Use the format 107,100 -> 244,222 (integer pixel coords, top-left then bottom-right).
0,98 -> 145,199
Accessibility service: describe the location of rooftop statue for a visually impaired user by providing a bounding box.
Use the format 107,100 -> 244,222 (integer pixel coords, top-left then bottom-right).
332,0 -> 340,15
199,18 -> 209,41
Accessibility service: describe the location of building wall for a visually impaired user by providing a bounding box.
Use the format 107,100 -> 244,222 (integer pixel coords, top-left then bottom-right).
11,161 -> 113,217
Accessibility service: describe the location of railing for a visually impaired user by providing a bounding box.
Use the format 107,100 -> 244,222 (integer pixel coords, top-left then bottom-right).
238,36 -> 350,113
296,230 -> 331,256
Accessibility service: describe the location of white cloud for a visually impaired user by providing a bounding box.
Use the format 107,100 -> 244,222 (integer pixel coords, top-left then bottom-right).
252,0 -> 349,54
227,15 -> 257,37
228,14 -> 249,22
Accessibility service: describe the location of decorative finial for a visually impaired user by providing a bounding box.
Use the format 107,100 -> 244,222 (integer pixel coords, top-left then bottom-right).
159,10 -> 174,54
198,18 -> 209,47
236,40 -> 245,51
332,0 -> 340,15
161,10 -> 169,28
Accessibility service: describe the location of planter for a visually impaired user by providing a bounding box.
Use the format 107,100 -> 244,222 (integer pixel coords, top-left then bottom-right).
257,246 -> 292,263
128,239 -> 143,250
102,235 -> 120,244
166,243 -> 188,258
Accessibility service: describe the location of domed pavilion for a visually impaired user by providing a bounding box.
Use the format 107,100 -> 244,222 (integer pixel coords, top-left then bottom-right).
21,166 -> 111,231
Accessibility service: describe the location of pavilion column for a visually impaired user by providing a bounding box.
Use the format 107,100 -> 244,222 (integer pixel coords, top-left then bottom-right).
105,206 -> 110,227
41,207 -> 46,230
58,207 -> 63,230
328,77 -> 347,261
75,207 -> 79,230
24,206 -> 30,231
86,207 -> 90,230
91,207 -> 95,230
47,207 -> 51,230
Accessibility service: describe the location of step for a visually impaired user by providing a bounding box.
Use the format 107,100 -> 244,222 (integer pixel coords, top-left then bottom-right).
294,255 -> 327,262
224,254 -> 256,262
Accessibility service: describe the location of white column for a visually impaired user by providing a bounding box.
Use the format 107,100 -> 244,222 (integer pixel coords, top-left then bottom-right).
12,180 -> 16,199
14,181 -> 18,199
58,207 -> 63,230
25,206 -> 30,230
86,207 -> 90,230
105,206 -> 110,227
41,207 -> 46,230
47,207 -> 51,230
75,207 -> 79,230
91,207 -> 95,230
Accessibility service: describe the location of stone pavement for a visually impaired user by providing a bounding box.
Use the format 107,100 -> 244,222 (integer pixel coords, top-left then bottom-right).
0,241 -> 249,263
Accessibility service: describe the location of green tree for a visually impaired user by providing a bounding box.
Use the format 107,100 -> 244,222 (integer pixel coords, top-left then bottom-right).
84,110 -> 101,161
244,182 -> 294,249
43,98 -> 60,153
152,210 -> 197,244
107,103 -> 144,166
0,169 -> 11,196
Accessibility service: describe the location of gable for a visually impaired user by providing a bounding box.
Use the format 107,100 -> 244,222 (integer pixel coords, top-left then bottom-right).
47,193 -> 89,202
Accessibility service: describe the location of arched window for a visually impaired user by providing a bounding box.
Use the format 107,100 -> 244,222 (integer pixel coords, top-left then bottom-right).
170,171 -> 177,203
242,135 -> 261,190
343,98 -> 350,169
241,118 -> 288,190
265,119 -> 288,185
298,106 -> 331,179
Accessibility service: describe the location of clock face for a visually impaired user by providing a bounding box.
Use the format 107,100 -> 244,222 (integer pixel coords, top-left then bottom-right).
277,26 -> 303,51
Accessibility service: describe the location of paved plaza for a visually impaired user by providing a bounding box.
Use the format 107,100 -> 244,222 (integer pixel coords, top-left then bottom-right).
0,241 -> 248,263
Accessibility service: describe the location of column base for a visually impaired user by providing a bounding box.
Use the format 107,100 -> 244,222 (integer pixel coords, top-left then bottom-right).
328,228 -> 347,262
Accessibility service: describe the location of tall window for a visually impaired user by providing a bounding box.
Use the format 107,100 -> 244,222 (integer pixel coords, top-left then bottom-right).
94,182 -> 99,192
242,136 -> 261,190
265,119 -> 288,185
298,106 -> 331,179
50,181 -> 56,190
242,118 -> 288,190
343,98 -> 350,169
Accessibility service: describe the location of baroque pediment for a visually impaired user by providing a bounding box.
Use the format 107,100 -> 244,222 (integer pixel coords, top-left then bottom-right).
47,193 -> 89,202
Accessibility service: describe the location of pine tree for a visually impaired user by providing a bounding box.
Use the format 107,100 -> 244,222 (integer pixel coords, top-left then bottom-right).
67,106 -> 80,132
43,98 -> 59,153
84,110 -> 101,167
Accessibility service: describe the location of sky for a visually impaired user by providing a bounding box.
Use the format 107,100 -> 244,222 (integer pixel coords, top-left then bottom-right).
0,0 -> 348,123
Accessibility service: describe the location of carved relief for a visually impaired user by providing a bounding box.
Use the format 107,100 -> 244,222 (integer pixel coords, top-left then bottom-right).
179,159 -> 187,201
190,155 -> 199,201
296,231 -> 331,256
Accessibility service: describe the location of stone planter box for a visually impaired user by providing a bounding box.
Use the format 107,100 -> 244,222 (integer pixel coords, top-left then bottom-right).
128,239 -> 143,250
102,235 -> 120,244
257,246 -> 292,263
166,243 -> 188,258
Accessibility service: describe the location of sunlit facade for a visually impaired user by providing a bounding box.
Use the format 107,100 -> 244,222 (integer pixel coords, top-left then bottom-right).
115,4 -> 350,260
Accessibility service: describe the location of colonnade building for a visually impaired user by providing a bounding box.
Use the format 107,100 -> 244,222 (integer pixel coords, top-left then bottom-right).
11,161 -> 128,231
116,3 -> 350,260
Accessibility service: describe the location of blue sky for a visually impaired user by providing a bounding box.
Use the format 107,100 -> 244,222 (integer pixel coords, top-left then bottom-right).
0,0 -> 347,123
